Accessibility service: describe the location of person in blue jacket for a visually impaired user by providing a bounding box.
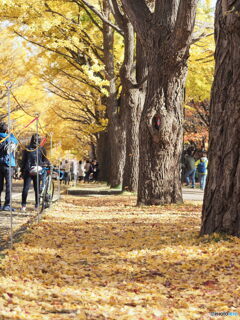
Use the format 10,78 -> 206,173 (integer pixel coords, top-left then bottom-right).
0,122 -> 18,211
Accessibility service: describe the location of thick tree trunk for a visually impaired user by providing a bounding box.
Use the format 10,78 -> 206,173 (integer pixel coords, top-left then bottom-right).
200,1 -> 240,236
121,0 -> 197,205
137,54 -> 186,205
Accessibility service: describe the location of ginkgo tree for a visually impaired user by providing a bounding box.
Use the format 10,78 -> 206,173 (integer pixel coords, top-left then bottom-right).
184,0 -> 214,149
0,1 -> 111,159
0,28 -> 30,120
0,0 -> 127,186
201,0 -> 240,236
0,28 -> 97,160
31,50 -> 108,156
0,0 -> 216,199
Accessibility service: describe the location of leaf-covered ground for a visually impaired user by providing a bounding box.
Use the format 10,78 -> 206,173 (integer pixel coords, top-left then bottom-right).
0,194 -> 239,320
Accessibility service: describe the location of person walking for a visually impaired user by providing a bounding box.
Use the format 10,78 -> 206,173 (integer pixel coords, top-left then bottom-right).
84,160 -> 92,182
20,134 -> 49,211
184,149 -> 196,188
62,160 -> 71,185
78,160 -> 85,182
196,151 -> 208,190
72,160 -> 79,186
92,160 -> 99,182
0,122 -> 18,211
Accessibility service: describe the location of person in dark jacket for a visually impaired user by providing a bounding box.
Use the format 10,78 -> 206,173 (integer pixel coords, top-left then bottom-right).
0,122 -> 18,211
184,149 -> 196,188
21,134 -> 49,211
92,160 -> 99,182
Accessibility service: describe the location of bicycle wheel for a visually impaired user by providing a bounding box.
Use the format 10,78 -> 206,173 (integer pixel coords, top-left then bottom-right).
40,180 -> 48,213
40,177 -> 54,213
46,178 -> 54,205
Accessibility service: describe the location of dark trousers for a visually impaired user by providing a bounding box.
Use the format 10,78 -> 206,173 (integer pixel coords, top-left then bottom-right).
84,171 -> 91,182
63,172 -> 70,185
0,165 -> 13,206
22,174 -> 40,206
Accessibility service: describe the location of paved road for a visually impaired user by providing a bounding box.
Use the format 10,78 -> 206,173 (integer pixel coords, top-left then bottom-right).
182,187 -> 204,201
68,185 -> 204,202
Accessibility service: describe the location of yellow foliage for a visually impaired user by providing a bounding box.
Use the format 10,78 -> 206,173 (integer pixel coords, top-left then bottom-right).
187,8 -> 214,102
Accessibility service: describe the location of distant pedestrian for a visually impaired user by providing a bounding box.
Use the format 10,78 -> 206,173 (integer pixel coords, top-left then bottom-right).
184,149 -> 196,188
78,160 -> 85,181
0,122 -> 18,211
92,160 -> 99,182
84,160 -> 92,182
62,160 -> 71,185
196,152 -> 208,190
72,160 -> 79,186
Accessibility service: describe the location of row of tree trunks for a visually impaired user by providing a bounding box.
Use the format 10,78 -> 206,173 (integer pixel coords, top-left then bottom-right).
99,1 -> 147,191
201,0 -> 240,236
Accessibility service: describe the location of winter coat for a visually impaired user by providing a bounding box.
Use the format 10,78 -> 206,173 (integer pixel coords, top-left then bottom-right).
195,157 -> 208,175
21,146 -> 48,174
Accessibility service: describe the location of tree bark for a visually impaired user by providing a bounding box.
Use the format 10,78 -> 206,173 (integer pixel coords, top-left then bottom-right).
137,54 -> 186,204
122,88 -> 143,192
122,37 -> 147,192
96,130 -> 110,181
103,0 -> 126,187
108,119 -> 126,187
201,0 -> 240,236
121,0 -> 197,205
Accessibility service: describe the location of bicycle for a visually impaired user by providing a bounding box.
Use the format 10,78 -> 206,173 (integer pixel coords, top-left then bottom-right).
39,166 -> 55,213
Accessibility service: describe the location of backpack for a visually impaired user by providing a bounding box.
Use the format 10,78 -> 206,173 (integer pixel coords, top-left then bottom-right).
197,160 -> 207,174
0,139 -> 11,165
0,139 -> 8,155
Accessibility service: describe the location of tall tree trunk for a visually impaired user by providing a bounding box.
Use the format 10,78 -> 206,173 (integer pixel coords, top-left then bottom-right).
108,119 -> 126,187
96,130 -> 110,182
122,38 -> 147,192
103,0 -> 126,187
122,88 -> 143,192
201,1 -> 240,236
121,0 -> 197,205
89,141 -> 96,160
137,55 -> 186,204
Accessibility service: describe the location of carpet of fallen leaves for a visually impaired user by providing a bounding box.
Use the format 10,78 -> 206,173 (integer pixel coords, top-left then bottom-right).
0,194 -> 239,320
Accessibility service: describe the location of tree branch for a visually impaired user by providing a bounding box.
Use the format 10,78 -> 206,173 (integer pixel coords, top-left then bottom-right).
72,0 -> 123,35
173,0 -> 198,49
70,0 -> 103,31
14,31 -> 73,60
191,32 -> 214,45
121,0 -> 151,41
108,0 -> 125,30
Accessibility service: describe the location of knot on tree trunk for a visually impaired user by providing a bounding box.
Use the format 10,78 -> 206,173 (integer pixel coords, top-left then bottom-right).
147,111 -> 178,149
